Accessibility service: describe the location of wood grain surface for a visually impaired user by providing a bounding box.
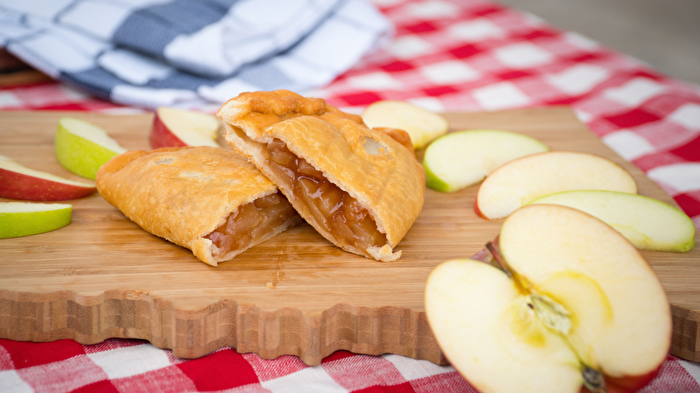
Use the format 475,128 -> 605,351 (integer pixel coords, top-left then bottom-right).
1,108 -> 698,365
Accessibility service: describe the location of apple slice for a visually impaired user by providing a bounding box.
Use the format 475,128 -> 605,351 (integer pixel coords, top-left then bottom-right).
425,204 -> 671,393
55,117 -> 128,180
362,100 -> 448,149
0,202 -> 72,238
0,154 -> 96,201
475,151 -> 637,219
423,130 -> 548,192
151,107 -> 220,149
529,190 -> 695,252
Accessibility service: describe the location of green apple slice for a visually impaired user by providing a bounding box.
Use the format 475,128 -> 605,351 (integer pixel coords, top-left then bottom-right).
529,190 -> 695,252
362,100 -> 448,149
425,204 -> 671,393
55,117 -> 128,180
0,202 -> 72,238
423,130 -> 548,192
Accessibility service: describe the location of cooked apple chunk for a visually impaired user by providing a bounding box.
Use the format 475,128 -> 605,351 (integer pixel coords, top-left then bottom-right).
205,191 -> 298,259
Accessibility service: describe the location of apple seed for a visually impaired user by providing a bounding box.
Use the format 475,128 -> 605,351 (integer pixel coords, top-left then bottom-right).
530,293 -> 572,335
582,366 -> 606,392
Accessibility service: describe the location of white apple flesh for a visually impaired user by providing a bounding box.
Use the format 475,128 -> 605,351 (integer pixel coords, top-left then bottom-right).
0,202 -> 72,238
529,190 -> 695,252
362,100 -> 448,149
425,204 -> 671,393
150,107 -> 220,148
0,154 -> 96,201
475,151 -> 637,219
423,129 -> 548,192
55,117 -> 127,180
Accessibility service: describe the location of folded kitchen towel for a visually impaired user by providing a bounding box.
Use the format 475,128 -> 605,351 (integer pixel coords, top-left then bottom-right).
0,0 -> 392,109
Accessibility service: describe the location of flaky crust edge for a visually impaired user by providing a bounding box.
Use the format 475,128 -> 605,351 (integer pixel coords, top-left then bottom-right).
96,147 -> 283,266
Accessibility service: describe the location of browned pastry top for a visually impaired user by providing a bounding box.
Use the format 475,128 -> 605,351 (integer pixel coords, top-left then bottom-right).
96,147 -> 278,265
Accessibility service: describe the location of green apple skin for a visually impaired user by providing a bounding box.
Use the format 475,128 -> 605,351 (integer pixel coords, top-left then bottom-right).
423,130 -> 548,193
0,203 -> 72,238
528,190 -> 695,252
425,164 -> 452,193
55,120 -> 124,180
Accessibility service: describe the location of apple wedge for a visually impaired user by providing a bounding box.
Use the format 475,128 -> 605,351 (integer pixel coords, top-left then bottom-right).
425,204 -> 671,393
0,154 -> 96,201
0,202 -> 72,238
475,151 -> 637,219
151,107 -> 220,148
529,190 -> 695,252
424,130 -> 548,192
362,100 -> 448,149
55,117 -> 128,180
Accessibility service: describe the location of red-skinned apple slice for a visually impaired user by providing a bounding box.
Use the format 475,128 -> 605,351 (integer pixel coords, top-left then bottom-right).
0,154 -> 96,201
151,107 -> 220,148
528,190 -> 695,252
425,204 -> 671,393
475,151 -> 637,219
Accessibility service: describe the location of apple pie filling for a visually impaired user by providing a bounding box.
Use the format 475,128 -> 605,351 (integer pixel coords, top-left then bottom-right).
205,191 -> 296,258
263,138 -> 387,256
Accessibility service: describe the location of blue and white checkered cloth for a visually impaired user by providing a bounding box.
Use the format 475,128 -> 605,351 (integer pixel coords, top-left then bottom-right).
0,0 -> 391,109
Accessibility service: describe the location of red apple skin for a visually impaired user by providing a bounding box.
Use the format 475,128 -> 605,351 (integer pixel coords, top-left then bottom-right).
580,362 -> 663,393
474,195 -> 488,219
150,114 -> 187,149
0,168 -> 96,201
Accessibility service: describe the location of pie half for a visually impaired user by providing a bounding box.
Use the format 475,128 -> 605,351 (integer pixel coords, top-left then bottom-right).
96,146 -> 301,265
217,90 -> 426,262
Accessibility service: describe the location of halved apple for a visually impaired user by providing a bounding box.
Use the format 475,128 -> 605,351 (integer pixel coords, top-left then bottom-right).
529,190 -> 695,252
0,202 -> 72,238
424,130 -> 548,192
425,204 -> 671,393
362,100 -> 448,149
0,154 -> 96,201
150,107 -> 220,148
55,117 -> 128,180
475,151 -> 637,219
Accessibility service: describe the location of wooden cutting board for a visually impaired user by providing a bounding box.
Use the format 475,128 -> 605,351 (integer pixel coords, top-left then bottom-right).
1,108 -> 699,366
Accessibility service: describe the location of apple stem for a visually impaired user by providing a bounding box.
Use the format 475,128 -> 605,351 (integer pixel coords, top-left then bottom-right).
469,248 -> 493,264
485,241 -> 532,294
486,241 -> 512,278
582,366 -> 606,392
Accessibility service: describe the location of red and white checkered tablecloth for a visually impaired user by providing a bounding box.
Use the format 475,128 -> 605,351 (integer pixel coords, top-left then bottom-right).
2,0 -> 700,392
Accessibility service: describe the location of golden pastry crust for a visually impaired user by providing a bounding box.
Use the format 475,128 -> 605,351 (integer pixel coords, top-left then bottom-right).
96,147 -> 298,266
372,127 -> 415,157
217,90 -> 426,261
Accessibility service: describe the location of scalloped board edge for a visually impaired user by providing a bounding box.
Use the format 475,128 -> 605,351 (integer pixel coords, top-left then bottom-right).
0,289 -> 448,365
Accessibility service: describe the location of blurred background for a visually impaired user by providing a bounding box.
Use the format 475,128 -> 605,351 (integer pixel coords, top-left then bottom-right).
499,0 -> 700,85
